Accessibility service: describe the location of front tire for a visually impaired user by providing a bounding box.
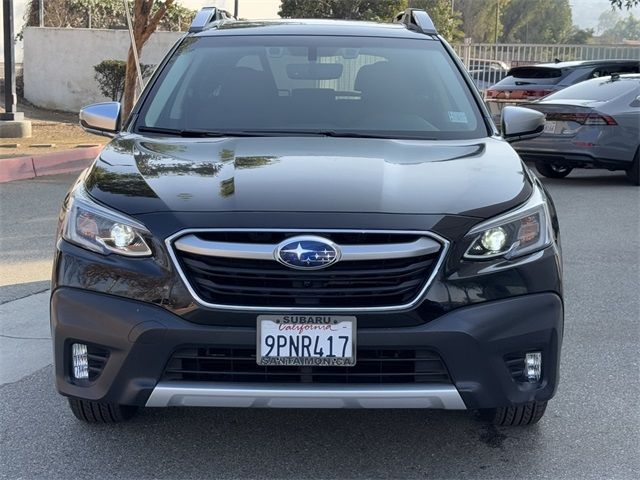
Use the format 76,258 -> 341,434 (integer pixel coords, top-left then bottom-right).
68,398 -> 139,423
480,401 -> 547,426
625,149 -> 640,186
535,161 -> 573,179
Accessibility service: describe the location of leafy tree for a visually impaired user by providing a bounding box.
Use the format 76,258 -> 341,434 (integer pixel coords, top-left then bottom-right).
598,9 -> 621,33
600,14 -> 640,41
23,0 -> 194,31
94,60 -> 154,101
610,0 -> 640,8
455,0 -> 509,43
501,0 -> 572,43
565,26 -> 595,44
279,0 -> 463,42
278,0 -> 407,22
409,0 -> 464,42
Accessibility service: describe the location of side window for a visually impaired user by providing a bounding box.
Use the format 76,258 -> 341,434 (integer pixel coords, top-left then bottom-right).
590,68 -> 605,78
559,67 -> 589,85
613,64 -> 640,74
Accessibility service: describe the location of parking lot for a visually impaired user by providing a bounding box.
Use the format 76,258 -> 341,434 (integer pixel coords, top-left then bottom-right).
0,170 -> 638,479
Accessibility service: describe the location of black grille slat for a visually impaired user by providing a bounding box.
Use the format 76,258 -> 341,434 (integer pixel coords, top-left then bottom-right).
181,257 -> 434,279
174,232 -> 441,308
505,354 -> 526,381
193,278 -> 424,295
162,347 -> 452,384
86,346 -> 109,381
196,232 -> 419,244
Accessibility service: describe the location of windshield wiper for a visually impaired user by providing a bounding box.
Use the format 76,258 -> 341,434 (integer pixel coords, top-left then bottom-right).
317,130 -> 437,140
136,126 -> 436,140
136,126 -> 279,137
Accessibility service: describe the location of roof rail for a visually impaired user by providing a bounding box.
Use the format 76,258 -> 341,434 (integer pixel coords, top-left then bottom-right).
189,6 -> 236,33
394,8 -> 437,35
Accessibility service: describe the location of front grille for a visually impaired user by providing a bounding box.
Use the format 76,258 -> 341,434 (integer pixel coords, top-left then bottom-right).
173,232 -> 442,308
162,346 -> 451,384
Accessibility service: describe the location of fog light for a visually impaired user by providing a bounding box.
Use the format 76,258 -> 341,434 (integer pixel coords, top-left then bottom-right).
525,352 -> 542,382
72,343 -> 89,379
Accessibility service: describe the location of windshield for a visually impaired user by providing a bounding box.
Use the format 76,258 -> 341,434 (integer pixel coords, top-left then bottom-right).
135,35 -> 487,140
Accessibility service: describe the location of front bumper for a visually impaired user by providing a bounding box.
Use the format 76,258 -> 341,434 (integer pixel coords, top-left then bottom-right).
51,288 -> 563,410
145,383 -> 466,409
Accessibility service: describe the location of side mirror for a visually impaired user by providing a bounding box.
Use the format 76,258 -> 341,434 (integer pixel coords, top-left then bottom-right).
79,102 -> 121,137
501,106 -> 545,143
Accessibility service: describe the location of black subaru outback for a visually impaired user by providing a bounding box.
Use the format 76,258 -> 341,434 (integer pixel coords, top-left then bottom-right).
52,9 -> 563,426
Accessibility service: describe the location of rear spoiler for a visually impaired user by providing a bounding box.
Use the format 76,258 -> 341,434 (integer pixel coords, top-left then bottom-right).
507,66 -> 563,78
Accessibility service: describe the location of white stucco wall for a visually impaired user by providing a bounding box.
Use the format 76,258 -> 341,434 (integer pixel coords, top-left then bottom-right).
23,27 -> 183,112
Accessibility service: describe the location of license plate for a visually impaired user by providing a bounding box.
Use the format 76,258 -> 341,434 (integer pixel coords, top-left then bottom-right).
544,121 -> 556,134
257,315 -> 356,366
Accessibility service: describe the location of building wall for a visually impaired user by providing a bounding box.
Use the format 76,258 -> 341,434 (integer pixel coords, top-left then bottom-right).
23,27 -> 183,112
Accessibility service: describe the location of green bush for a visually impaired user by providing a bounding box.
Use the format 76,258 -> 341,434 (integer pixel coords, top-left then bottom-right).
94,60 -> 154,101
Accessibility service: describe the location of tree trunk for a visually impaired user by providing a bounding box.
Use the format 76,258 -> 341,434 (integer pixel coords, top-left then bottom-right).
120,0 -> 174,120
122,45 -> 140,118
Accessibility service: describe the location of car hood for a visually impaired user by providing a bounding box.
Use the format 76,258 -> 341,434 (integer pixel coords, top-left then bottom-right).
85,135 -> 531,219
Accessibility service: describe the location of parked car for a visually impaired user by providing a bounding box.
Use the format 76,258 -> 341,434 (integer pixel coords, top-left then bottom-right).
485,59 -> 640,121
486,59 -> 640,101
516,74 -> 640,184
52,9 -> 563,427
467,59 -> 509,91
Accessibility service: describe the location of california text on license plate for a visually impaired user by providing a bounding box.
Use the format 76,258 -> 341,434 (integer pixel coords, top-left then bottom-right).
257,315 -> 356,366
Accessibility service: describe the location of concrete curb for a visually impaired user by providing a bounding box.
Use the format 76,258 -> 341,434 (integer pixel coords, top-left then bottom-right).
0,146 -> 102,183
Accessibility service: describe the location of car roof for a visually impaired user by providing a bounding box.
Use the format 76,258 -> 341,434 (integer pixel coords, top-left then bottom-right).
192,19 -> 435,39
528,59 -> 640,69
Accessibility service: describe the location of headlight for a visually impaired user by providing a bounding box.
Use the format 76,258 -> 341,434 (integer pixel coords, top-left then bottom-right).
61,185 -> 152,257
464,185 -> 552,260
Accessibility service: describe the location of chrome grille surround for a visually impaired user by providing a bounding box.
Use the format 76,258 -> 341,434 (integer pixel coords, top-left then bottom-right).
165,229 -> 449,312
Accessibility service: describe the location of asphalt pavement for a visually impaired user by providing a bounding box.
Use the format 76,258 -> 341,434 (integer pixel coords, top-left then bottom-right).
0,170 -> 638,479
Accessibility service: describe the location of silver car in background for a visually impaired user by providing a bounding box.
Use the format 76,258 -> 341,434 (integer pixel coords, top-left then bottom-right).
515,74 -> 640,185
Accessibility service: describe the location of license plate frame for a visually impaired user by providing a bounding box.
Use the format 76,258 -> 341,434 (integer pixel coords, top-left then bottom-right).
256,315 -> 356,367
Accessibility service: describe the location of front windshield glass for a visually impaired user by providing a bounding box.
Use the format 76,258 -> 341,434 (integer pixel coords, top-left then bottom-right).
136,35 -> 487,140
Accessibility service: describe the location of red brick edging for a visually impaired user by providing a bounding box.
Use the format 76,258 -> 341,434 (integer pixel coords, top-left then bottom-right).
0,146 -> 103,183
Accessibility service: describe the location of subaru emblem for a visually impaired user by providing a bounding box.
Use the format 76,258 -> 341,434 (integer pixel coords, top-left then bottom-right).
275,236 -> 341,270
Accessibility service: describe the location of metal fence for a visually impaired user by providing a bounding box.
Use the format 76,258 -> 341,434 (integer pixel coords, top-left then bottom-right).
452,42 -> 640,68
451,42 -> 640,116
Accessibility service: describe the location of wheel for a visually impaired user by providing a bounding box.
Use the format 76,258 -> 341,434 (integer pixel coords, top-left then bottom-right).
535,161 -> 573,179
67,397 -> 139,423
480,401 -> 547,426
625,149 -> 640,186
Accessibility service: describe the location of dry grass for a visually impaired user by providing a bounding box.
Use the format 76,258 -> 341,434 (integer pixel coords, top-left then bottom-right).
0,100 -> 105,159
